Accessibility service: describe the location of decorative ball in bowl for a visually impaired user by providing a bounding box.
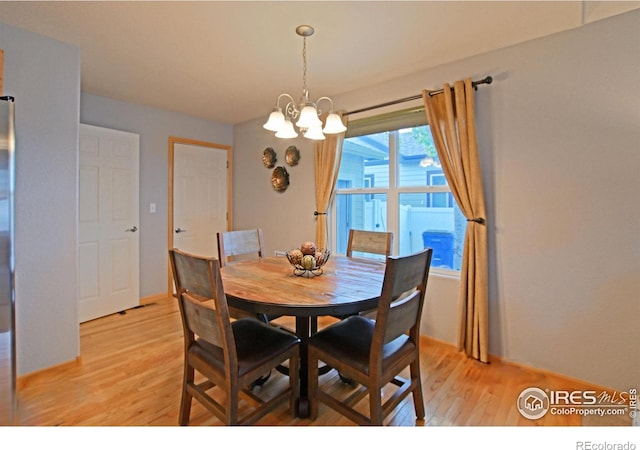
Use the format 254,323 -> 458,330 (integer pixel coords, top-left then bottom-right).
286,241 -> 331,276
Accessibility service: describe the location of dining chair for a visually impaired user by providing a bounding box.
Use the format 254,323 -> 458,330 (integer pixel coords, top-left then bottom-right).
346,229 -> 393,259
307,247 -> 433,425
169,248 -> 300,425
335,229 -> 393,323
217,228 -> 265,266
217,228 -> 283,326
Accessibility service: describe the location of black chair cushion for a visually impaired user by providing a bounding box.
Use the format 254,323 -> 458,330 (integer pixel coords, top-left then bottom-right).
190,318 -> 299,378
309,315 -> 414,375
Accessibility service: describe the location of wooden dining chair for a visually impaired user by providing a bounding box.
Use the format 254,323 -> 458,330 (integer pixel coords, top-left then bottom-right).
217,228 -> 265,266
217,228 -> 283,325
169,248 -> 300,425
307,248 -> 433,425
346,229 -> 393,259
335,229 -> 393,322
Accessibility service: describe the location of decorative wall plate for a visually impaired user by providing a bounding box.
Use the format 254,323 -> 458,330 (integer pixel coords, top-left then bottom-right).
271,166 -> 289,192
263,147 -> 277,168
285,145 -> 300,166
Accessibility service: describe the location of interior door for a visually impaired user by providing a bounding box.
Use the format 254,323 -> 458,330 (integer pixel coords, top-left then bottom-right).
169,138 -> 230,291
78,124 -> 140,323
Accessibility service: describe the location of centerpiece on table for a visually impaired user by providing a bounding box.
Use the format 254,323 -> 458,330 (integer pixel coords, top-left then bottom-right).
286,241 -> 331,277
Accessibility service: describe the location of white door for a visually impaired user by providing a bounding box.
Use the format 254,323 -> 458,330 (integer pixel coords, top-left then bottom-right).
172,142 -> 228,258
78,124 -> 140,323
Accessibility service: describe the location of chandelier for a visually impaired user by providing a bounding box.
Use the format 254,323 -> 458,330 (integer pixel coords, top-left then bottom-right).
263,25 -> 347,140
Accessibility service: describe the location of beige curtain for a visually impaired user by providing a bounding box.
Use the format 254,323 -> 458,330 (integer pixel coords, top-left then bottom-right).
422,79 -> 489,363
313,117 -> 348,249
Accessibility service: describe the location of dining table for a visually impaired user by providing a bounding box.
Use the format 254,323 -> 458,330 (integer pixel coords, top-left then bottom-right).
219,254 -> 386,418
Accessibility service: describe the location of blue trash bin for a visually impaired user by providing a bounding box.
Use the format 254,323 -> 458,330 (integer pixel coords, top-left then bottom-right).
422,230 -> 454,268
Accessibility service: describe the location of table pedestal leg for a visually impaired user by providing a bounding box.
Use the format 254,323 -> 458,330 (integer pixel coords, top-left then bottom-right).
293,316 -> 334,418
295,316 -> 311,418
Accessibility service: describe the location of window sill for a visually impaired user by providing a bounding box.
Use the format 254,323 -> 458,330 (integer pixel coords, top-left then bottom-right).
429,267 -> 461,280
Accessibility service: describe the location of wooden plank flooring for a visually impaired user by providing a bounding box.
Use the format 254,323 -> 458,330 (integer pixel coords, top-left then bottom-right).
15,297 -> 631,426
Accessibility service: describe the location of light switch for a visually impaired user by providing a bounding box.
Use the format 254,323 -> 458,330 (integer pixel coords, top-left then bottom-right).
149,203 -> 156,213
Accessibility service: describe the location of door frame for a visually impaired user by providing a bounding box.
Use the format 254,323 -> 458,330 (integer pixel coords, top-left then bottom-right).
168,136 -> 232,294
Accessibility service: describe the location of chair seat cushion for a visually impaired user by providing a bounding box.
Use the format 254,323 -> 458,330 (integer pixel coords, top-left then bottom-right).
190,318 -> 299,378
308,315 -> 414,375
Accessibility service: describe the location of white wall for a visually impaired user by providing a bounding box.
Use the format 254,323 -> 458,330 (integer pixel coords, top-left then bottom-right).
232,122 -> 318,254
0,23 -> 81,375
234,10 -> 640,390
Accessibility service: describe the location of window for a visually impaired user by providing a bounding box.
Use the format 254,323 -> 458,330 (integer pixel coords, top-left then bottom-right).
331,107 -> 466,271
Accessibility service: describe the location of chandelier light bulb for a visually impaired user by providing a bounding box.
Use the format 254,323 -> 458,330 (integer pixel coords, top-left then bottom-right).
323,113 -> 347,134
296,104 -> 323,129
303,125 -> 326,140
263,107 -> 285,132
275,119 -> 298,139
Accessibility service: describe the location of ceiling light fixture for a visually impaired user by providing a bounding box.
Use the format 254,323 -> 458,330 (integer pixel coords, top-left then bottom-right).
263,25 -> 346,141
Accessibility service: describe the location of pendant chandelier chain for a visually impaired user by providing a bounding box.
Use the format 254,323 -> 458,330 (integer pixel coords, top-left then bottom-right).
302,36 -> 308,97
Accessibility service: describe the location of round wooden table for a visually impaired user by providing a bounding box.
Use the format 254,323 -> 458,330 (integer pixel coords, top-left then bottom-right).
220,255 -> 386,418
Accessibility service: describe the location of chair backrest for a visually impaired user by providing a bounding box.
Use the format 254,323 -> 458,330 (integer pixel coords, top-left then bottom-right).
372,248 -> 433,359
217,228 -> 265,266
346,229 -> 393,258
169,248 -> 237,373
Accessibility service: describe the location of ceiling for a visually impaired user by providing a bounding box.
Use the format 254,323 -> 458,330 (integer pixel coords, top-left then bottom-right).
1,1 -> 638,125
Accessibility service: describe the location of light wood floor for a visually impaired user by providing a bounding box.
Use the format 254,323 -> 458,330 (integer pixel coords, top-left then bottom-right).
15,297 -> 630,426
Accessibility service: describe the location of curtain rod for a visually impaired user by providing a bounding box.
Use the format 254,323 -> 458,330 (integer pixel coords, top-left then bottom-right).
343,75 -> 492,117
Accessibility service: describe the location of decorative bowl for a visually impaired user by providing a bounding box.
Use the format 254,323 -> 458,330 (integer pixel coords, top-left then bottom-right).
286,246 -> 331,277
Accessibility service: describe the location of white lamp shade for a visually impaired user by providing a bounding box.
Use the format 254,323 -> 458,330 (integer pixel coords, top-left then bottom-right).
275,119 -> 298,139
295,105 -> 323,129
303,125 -> 326,140
323,113 -> 347,134
263,108 -> 285,132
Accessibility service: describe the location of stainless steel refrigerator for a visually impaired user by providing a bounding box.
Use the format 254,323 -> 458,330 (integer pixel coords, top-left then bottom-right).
0,96 -> 16,425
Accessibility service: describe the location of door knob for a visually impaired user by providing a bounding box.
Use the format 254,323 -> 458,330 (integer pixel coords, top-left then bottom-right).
125,226 -> 138,232
175,228 -> 187,233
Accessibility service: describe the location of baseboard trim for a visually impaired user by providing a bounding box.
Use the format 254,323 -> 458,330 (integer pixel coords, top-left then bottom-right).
420,335 -> 618,393
17,356 -> 82,390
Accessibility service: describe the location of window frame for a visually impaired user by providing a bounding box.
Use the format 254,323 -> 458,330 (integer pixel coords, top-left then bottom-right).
330,107 -> 462,277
